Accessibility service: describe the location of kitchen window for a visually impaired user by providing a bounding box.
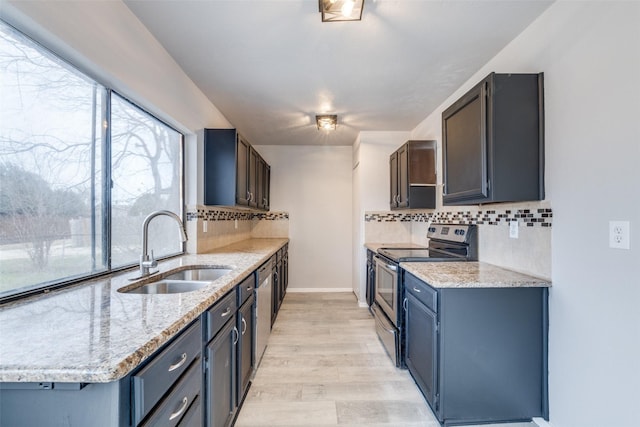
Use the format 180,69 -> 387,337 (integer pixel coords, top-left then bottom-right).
0,21 -> 184,302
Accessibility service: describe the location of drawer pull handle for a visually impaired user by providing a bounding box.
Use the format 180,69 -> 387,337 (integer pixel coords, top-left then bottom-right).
246,286 -> 253,292
221,307 -> 232,317
169,396 -> 189,421
241,317 -> 247,334
413,287 -> 422,293
168,353 -> 187,372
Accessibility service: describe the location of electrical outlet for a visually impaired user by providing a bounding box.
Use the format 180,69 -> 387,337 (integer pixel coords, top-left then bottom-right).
509,220 -> 519,239
609,221 -> 630,249
234,219 -> 238,229
202,220 -> 208,233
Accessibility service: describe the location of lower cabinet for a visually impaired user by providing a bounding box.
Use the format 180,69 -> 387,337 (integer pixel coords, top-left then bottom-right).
403,272 -> 549,425
206,317 -> 237,427
205,273 -> 256,427
237,295 -> 255,403
404,292 -> 438,407
271,245 -> 289,326
132,321 -> 202,426
0,250 -> 284,427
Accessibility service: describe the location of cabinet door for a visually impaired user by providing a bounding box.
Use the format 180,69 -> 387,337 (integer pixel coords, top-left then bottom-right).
389,151 -> 398,208
256,157 -> 270,211
405,293 -> 439,416
256,156 -> 264,210
206,318 -> 237,427
271,263 -> 279,325
248,148 -> 258,208
237,298 -> 255,402
442,79 -> 488,204
397,144 -> 409,208
235,136 -> 250,206
282,246 -> 288,293
263,164 -> 270,211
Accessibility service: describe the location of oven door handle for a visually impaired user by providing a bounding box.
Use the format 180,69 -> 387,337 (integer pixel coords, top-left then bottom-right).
373,306 -> 395,334
375,256 -> 398,272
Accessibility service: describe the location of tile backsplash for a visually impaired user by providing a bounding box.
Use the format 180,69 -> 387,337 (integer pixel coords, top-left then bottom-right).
186,206 -> 289,253
365,201 -> 552,280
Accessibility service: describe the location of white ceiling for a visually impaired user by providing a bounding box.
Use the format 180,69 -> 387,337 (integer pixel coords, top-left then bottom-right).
124,0 -> 552,146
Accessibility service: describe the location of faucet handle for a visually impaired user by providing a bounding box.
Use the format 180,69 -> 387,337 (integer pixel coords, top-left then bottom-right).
141,250 -> 158,269
149,250 -> 158,268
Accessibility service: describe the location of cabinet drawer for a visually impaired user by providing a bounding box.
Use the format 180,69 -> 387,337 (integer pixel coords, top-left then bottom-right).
405,273 -> 438,313
133,321 -> 201,425
140,358 -> 202,427
236,273 -> 256,307
177,395 -> 202,427
206,291 -> 237,342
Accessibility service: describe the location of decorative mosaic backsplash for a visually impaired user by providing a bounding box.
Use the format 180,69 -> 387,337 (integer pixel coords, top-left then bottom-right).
365,208 -> 552,227
186,207 -> 289,222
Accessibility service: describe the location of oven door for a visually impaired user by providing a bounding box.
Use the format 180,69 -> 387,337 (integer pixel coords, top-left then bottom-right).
374,256 -> 398,325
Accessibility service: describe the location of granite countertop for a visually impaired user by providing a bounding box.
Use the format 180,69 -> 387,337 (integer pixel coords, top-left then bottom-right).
0,238 -> 288,384
401,261 -> 551,289
364,242 -> 426,252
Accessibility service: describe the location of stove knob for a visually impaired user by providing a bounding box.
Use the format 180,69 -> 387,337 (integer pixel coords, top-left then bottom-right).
459,229 -> 465,236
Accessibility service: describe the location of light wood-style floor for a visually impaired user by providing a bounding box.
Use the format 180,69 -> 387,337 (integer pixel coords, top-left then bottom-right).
234,292 -> 534,427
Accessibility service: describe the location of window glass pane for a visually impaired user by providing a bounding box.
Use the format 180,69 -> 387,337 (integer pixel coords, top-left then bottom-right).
110,94 -> 182,268
0,22 -> 106,297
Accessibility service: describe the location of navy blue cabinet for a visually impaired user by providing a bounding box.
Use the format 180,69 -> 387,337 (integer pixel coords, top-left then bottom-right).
403,272 -> 549,425
206,317 -> 237,427
203,129 -> 270,210
442,72 -> 544,205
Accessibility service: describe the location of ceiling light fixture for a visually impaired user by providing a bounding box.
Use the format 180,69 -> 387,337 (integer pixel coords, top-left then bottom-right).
316,114 -> 338,131
319,0 -> 364,22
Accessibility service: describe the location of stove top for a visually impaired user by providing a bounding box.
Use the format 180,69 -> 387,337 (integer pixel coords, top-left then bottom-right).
377,247 -> 462,262
376,224 -> 478,263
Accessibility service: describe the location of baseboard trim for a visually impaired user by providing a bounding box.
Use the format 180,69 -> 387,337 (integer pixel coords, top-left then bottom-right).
357,301 -> 369,308
533,418 -> 553,427
287,288 -> 353,293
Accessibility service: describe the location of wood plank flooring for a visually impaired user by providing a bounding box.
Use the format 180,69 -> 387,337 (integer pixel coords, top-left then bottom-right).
234,292 -> 533,427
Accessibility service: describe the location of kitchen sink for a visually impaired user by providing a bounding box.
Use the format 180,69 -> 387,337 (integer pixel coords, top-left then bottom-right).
120,267 -> 234,294
123,279 -> 210,294
164,267 -> 233,282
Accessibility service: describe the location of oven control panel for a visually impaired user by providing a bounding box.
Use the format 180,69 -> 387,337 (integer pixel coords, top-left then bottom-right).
427,224 -> 474,243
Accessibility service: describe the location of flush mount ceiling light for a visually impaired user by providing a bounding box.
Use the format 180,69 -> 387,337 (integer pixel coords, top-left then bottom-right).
319,0 -> 364,22
316,114 -> 338,130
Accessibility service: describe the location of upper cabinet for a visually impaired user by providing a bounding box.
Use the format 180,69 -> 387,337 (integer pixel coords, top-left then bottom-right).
390,140 -> 437,210
203,129 -> 270,211
442,72 -> 544,205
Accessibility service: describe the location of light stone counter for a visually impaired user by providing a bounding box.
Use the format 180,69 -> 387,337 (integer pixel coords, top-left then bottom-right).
364,242 -> 426,252
0,238 -> 288,383
401,261 -> 551,288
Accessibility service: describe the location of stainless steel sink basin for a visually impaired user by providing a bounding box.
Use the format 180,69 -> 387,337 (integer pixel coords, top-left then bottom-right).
123,279 -> 210,294
164,267 -> 233,282
120,267 -> 234,294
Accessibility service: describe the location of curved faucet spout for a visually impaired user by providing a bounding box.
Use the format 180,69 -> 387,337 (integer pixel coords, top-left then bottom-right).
138,210 -> 188,278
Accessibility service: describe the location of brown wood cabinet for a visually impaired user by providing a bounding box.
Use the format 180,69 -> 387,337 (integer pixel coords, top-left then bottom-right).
390,140 -> 437,210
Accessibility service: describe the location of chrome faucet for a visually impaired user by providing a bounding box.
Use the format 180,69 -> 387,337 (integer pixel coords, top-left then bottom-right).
137,210 -> 188,278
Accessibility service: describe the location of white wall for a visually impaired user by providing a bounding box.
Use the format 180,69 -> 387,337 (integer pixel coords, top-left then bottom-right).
352,132 -> 410,301
257,146 -> 353,291
411,2 -> 640,426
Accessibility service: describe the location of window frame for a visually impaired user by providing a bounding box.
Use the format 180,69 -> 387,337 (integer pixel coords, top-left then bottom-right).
0,20 -> 186,304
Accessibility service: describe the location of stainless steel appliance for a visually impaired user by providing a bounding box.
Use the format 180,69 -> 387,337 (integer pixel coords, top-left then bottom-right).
255,257 -> 273,367
372,224 -> 478,367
